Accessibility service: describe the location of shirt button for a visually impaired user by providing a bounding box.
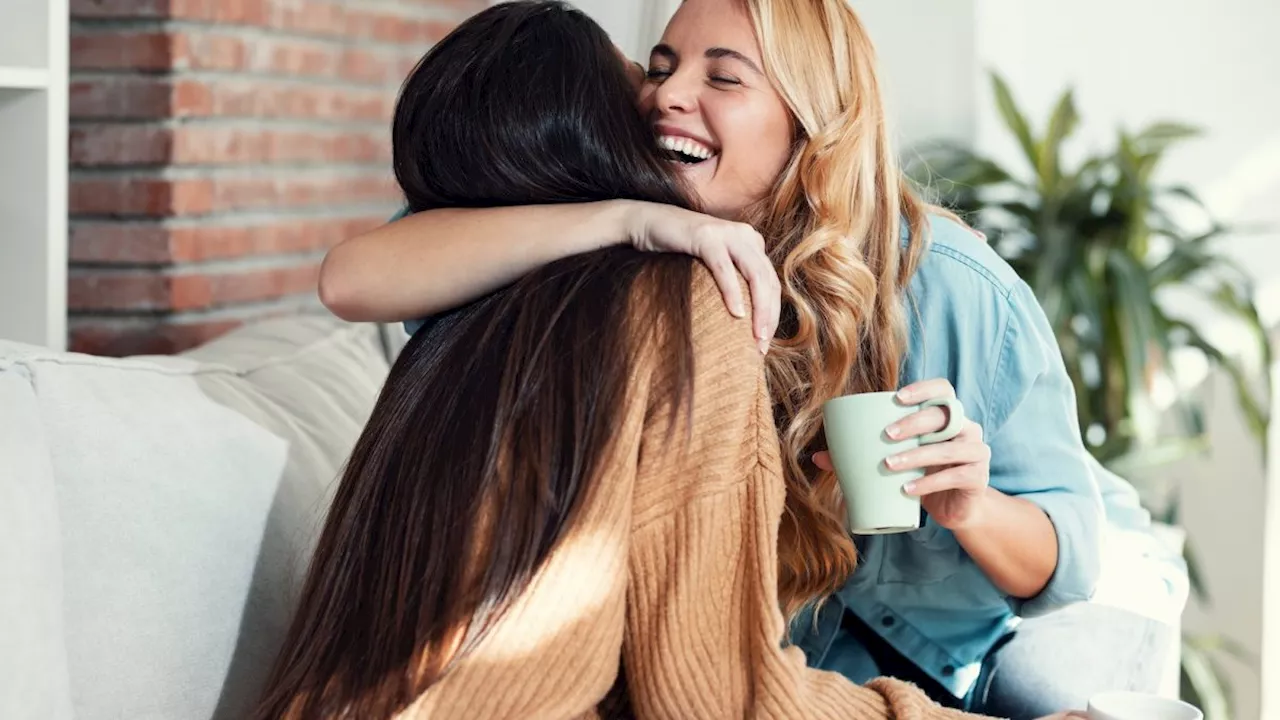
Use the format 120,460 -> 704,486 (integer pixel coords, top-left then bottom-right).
880,616 -> 896,628
941,665 -> 955,676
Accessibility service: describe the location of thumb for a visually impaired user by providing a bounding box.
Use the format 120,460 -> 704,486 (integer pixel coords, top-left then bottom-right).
812,451 -> 834,472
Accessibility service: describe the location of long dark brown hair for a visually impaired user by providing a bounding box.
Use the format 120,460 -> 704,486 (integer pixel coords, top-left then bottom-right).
252,3 -> 697,718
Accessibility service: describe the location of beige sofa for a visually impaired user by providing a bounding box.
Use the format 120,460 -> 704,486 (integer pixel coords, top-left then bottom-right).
1,315 -> 403,720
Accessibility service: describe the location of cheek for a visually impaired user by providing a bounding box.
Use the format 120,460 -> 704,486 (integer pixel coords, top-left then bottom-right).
636,85 -> 657,114
715,101 -> 793,189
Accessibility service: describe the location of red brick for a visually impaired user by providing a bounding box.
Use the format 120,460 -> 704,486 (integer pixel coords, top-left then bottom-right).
276,1 -> 347,36
406,0 -> 486,10
338,48 -> 385,83
173,79 -> 216,116
71,124 -> 391,166
174,126 -> 391,165
169,264 -> 320,310
70,76 -> 175,119
70,125 -> 174,166
70,0 -> 171,19
70,317 -> 247,356
70,176 -> 215,216
68,271 -> 169,311
69,216 -> 384,263
73,0 -> 468,43
71,76 -> 395,121
72,26 -> 425,81
208,174 -> 398,213
69,222 -> 173,263
69,263 -> 320,312
203,0 -> 270,25
70,173 -> 396,217
71,31 -> 174,71
172,32 -> 249,71
67,0 -> 461,356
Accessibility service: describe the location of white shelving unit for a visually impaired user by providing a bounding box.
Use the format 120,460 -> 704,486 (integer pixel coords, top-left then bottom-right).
0,0 -> 68,350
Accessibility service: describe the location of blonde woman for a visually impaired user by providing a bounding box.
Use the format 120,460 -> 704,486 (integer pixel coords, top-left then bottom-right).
320,0 -> 1178,716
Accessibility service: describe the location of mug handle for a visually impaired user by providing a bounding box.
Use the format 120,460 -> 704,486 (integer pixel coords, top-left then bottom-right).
917,396 -> 965,444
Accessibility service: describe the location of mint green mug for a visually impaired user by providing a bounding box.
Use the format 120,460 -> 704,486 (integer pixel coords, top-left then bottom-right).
821,391 -> 965,535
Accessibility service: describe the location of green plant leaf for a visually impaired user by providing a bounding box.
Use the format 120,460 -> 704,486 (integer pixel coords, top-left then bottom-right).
1165,184 -> 1211,211
1183,536 -> 1210,603
1135,121 -> 1202,155
913,82 -> 1271,484
1209,274 -> 1273,373
1037,88 -> 1079,195
1106,249 -> 1162,401
1181,636 -> 1232,720
949,157 -> 1018,188
989,72 -> 1039,168
1186,634 -> 1260,667
1105,435 -> 1211,475
1171,318 -> 1270,444
1148,226 -> 1232,286
1066,268 -> 1104,344
997,201 -> 1039,222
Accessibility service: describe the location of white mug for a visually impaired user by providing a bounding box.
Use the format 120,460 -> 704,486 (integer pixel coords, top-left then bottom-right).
1088,691 -> 1203,720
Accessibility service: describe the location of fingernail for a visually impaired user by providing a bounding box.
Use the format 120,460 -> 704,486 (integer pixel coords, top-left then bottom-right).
885,425 -> 902,440
902,480 -> 917,495
758,339 -> 770,355
896,389 -> 914,403
885,454 -> 902,468
732,302 -> 746,318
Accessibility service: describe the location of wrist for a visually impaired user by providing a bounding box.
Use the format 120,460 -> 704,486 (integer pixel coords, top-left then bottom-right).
589,200 -> 640,251
948,486 -> 1002,534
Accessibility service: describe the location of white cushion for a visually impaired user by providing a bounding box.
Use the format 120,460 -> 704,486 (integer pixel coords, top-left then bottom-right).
1091,523 -> 1189,626
0,362 -> 74,720
0,315 -> 390,720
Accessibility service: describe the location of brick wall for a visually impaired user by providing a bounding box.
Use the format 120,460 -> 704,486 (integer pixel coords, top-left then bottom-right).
67,0 -> 486,355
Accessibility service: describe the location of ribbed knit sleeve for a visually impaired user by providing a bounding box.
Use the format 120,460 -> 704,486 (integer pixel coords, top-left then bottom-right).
621,271 -> 989,720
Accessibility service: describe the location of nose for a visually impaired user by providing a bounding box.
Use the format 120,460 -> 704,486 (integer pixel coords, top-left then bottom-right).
653,68 -> 699,115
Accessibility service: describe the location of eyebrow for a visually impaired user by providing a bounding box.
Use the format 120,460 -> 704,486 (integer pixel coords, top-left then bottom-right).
651,43 -> 764,76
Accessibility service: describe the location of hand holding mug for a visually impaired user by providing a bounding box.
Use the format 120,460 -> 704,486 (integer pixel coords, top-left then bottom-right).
885,379 -> 992,530
815,379 -> 991,532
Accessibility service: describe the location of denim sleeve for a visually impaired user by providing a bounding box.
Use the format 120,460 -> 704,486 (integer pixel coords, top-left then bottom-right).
986,281 -> 1104,617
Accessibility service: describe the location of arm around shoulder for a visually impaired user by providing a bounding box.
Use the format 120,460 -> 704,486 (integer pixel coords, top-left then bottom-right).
319,202 -> 633,322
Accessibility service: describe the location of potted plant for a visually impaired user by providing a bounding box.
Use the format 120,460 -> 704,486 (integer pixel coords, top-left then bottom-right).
908,71 -> 1272,719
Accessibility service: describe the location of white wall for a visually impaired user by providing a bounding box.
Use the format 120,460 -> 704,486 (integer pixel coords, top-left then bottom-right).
973,0 -> 1280,310
855,0 -> 977,147
563,0 -> 662,60
974,2 -> 1280,718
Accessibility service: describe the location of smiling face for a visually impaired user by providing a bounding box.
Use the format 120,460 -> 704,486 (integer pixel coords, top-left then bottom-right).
637,0 -> 795,220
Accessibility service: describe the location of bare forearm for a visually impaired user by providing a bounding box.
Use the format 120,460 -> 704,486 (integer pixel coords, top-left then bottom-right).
319,201 -> 629,322
953,488 -> 1058,599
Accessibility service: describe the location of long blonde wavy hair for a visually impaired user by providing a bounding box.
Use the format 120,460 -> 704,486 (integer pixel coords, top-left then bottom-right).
738,0 -> 941,617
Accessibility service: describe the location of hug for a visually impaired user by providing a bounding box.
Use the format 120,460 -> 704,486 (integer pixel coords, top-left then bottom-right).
256,1 -> 1185,717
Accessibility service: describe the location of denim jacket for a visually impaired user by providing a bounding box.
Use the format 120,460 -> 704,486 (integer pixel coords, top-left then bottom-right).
788,214 -> 1105,698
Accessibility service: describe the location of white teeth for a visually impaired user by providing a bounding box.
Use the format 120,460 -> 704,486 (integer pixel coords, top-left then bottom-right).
658,135 -> 715,160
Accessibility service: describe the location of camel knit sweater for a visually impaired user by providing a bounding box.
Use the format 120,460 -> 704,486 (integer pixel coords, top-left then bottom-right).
396,270 -> 991,720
